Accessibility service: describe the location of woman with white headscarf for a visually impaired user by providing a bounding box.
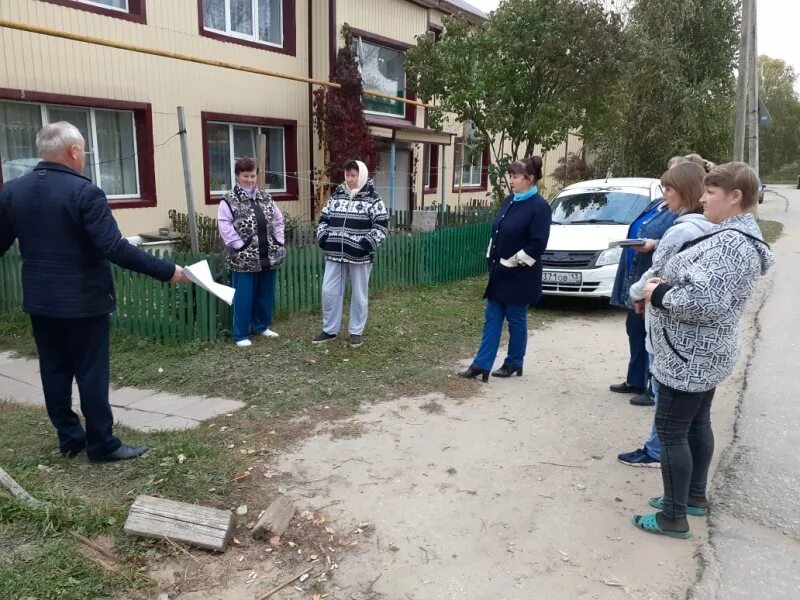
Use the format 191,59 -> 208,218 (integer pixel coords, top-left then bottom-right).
314,160 -> 388,348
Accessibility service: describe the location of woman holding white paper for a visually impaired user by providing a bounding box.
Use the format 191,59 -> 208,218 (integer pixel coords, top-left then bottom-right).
458,157 -> 552,382
217,157 -> 285,347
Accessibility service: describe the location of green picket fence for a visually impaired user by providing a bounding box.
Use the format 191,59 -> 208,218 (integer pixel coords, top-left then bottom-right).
0,221 -> 492,343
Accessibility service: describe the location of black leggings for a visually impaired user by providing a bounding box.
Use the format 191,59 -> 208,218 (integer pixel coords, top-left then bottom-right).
654,381 -> 716,521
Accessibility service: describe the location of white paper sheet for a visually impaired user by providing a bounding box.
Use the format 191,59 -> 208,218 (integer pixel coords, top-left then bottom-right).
184,260 -> 236,306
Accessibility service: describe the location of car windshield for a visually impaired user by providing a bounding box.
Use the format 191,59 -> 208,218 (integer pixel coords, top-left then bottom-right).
550,191 -> 651,225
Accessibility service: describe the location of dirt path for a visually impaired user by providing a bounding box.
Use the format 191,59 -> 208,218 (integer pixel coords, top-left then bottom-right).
271,299 -> 760,600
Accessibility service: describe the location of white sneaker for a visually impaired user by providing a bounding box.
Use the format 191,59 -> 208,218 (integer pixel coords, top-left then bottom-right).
261,329 -> 280,338
235,339 -> 252,347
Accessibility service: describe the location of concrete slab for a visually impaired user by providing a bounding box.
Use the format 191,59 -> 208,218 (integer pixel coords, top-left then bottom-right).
109,387 -> 158,408
136,415 -> 200,432
112,407 -> 200,432
0,360 -> 40,385
170,397 -> 246,421
0,377 -> 43,405
0,351 -> 21,365
0,354 -> 243,431
126,392 -> 205,415
111,406 -> 171,430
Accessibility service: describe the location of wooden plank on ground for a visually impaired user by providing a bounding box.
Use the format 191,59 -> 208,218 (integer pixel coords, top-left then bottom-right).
252,496 -> 296,540
123,494 -> 234,553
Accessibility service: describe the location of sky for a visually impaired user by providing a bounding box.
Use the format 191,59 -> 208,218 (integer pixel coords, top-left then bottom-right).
467,0 -> 800,92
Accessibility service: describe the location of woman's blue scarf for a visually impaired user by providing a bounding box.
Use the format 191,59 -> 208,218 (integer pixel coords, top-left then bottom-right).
513,185 -> 538,202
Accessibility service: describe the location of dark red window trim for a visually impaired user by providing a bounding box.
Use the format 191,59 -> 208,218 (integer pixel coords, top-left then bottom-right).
197,0 -> 297,57
0,88 -> 157,209
39,0 -> 147,24
452,138 -> 490,193
423,144 -> 439,195
201,111 -> 299,204
348,28 -> 417,124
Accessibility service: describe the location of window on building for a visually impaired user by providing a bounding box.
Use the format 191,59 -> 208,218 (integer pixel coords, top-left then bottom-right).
77,0 -> 128,11
206,121 -> 287,194
0,100 -> 139,198
423,144 -> 439,192
41,0 -> 146,22
202,0 -> 284,48
453,122 -> 486,189
354,38 -> 406,118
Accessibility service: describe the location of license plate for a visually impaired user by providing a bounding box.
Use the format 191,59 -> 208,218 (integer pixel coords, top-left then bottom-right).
543,271 -> 582,285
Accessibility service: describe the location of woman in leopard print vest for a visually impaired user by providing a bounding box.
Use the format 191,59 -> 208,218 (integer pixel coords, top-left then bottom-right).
217,157 -> 286,347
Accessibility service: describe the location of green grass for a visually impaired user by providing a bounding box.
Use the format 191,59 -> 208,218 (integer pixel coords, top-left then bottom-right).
0,524 -> 119,600
0,276 -> 561,599
757,219 -> 784,245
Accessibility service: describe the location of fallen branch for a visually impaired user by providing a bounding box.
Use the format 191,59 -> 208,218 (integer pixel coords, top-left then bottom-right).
256,566 -> 313,599
70,532 -> 118,563
0,465 -> 42,506
70,531 -> 156,584
332,458 -> 373,469
537,461 -> 586,470
164,535 -> 202,564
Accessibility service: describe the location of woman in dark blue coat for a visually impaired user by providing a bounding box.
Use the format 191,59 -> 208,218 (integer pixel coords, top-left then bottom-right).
458,157 -> 552,382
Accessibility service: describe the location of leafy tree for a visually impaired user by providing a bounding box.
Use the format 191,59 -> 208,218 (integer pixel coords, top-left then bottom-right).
758,55 -> 800,179
587,0 -> 739,176
552,153 -> 598,187
406,0 -> 626,201
312,25 -> 379,211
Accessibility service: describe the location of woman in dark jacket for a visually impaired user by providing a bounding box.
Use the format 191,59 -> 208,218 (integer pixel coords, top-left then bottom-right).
608,176 -> 679,403
458,157 -> 552,382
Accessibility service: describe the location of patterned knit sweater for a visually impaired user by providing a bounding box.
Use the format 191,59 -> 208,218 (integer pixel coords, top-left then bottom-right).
316,179 -> 389,264
649,213 -> 775,392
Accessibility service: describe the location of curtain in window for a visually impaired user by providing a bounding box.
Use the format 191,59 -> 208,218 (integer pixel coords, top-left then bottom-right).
258,0 -> 282,44
95,109 -> 137,196
208,123 -> 232,192
230,0 -> 253,35
202,0 -> 225,31
264,127 -> 285,189
0,102 -> 42,182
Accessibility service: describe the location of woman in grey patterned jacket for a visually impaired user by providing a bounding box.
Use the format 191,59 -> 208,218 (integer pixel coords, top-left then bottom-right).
617,162 -> 714,468
632,162 -> 776,539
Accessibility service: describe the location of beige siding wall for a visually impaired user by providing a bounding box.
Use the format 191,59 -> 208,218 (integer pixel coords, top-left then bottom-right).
1,0 -> 312,236
337,0 -> 428,47
0,0 -> 574,234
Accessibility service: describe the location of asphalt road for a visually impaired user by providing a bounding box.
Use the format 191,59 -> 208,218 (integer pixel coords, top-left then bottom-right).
691,185 -> 800,600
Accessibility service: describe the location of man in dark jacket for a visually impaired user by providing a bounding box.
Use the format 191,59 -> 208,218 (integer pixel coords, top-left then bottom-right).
0,121 -> 187,462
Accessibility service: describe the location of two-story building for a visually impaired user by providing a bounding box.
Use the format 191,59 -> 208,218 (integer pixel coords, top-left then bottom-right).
0,0 -> 581,236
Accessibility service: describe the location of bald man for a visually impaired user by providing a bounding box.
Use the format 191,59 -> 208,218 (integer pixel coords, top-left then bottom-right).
0,121 -> 187,462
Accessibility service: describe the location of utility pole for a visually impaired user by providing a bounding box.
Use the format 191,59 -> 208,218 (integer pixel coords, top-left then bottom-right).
746,0 -> 759,176
177,106 -> 199,254
734,0 -> 752,163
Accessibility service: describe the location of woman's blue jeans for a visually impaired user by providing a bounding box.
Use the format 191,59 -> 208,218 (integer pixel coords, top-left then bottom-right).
473,300 -> 528,371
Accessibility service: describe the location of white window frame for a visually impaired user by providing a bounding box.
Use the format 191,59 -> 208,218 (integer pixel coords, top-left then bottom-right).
454,141 -> 484,189
76,0 -> 129,13
355,37 -> 407,119
1,100 -> 140,199
208,121 -> 288,195
203,0 -> 285,49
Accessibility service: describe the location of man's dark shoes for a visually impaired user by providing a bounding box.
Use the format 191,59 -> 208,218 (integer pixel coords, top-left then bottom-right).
348,334 -> 364,348
312,332 -> 337,344
61,447 -> 85,458
630,393 -> 655,406
617,447 -> 660,468
457,365 -> 490,383
610,381 -> 644,394
492,364 -> 523,378
90,444 -> 149,463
